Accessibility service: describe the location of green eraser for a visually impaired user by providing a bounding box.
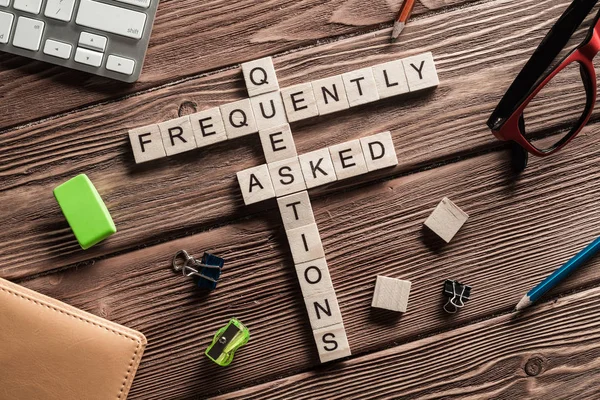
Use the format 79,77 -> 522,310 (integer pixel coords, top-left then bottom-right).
53,174 -> 116,250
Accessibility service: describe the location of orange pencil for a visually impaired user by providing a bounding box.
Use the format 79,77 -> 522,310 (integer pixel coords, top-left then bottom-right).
391,0 -> 416,42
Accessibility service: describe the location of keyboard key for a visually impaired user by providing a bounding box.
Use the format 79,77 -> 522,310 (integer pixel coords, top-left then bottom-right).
76,0 -> 147,40
0,0 -> 10,7
115,0 -> 150,9
44,0 -> 76,22
0,11 -> 13,44
74,47 -> 103,67
43,39 -> 72,59
106,55 -> 135,75
12,17 -> 44,51
13,0 -> 42,14
79,32 -> 107,51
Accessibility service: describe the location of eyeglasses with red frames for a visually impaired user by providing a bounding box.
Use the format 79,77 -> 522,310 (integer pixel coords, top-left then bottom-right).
488,0 -> 600,157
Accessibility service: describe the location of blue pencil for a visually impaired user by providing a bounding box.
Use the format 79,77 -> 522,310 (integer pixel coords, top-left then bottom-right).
515,236 -> 600,311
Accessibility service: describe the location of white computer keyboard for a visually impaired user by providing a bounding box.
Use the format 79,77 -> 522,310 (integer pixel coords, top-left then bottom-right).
0,0 -> 159,83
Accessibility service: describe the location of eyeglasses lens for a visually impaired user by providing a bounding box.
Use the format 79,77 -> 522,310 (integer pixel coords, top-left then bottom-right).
521,61 -> 590,152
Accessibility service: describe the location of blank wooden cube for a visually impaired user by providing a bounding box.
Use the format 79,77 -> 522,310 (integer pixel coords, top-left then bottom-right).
158,116 -> 197,156
286,223 -> 325,264
304,291 -> 342,330
372,60 -> 410,99
313,323 -> 351,363
329,139 -> 368,180
268,157 -> 307,197
295,257 -> 334,298
371,276 -> 411,313
277,191 -> 315,231
220,99 -> 258,139
402,52 -> 439,92
189,107 -> 228,148
424,197 -> 469,243
312,76 -> 350,115
241,56 -> 280,97
342,67 -> 379,107
280,83 -> 319,122
259,124 -> 297,164
360,131 -> 398,172
129,124 -> 166,163
236,164 -> 275,205
250,91 -> 289,131
298,148 -> 338,189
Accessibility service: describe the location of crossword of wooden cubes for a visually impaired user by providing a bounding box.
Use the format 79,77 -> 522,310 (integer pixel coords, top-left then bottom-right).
128,52 -> 439,363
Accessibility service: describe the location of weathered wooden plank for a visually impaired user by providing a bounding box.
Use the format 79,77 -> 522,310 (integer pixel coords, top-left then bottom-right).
0,0 -> 585,280
216,285 -> 600,399
18,129 -> 600,399
0,0 -> 471,129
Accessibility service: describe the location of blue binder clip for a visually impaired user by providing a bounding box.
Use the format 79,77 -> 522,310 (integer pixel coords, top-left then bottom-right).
172,250 -> 224,290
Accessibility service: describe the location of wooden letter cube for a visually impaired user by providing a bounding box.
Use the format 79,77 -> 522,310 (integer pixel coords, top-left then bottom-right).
259,123 -> 297,164
268,157 -> 307,197
329,139 -> 368,180
402,52 -> 440,92
220,99 -> 258,139
372,60 -> 410,99
423,197 -> 469,243
360,131 -> 398,172
298,147 -> 338,189
158,116 -> 197,156
129,124 -> 166,164
313,323 -> 351,363
371,276 -> 411,313
295,257 -> 334,298
277,191 -> 315,231
242,57 -> 280,97
286,223 -> 325,264
280,83 -> 319,122
312,76 -> 350,115
189,107 -> 228,148
250,91 -> 289,131
342,67 -> 380,107
237,164 -> 275,205
304,291 -> 343,330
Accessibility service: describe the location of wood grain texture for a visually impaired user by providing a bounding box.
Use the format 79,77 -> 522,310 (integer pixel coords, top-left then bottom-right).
216,285 -> 600,399
0,0 -> 469,129
0,0 -> 586,280
18,128 -> 600,399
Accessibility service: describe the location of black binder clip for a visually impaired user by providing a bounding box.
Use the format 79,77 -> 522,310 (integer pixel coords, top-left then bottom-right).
172,250 -> 224,290
443,280 -> 471,314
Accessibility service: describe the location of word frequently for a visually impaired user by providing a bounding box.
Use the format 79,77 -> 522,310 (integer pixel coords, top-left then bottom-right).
129,52 -> 438,164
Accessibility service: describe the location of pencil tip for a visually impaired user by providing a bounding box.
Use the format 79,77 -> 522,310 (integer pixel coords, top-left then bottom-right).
515,296 -> 531,311
391,22 -> 405,42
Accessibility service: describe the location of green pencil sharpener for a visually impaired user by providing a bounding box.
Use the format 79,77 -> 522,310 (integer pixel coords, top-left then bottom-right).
205,318 -> 250,367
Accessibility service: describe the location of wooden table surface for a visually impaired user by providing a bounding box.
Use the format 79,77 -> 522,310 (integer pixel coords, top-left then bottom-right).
2,0 -> 600,398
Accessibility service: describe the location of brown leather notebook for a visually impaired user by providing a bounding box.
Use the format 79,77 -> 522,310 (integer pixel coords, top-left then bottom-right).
0,277 -> 147,400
